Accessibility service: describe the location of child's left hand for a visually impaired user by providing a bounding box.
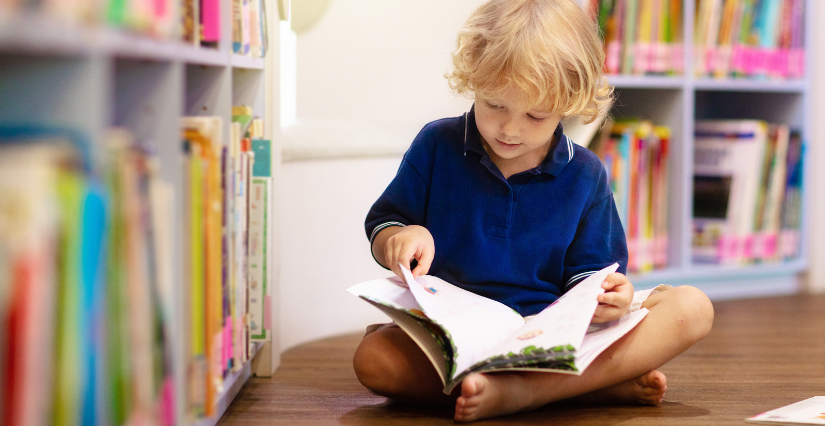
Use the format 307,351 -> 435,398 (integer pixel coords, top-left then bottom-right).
592,272 -> 634,323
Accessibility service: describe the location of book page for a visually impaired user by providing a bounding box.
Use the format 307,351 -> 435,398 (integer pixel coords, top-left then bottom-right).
747,396 -> 825,425
347,277 -> 452,384
573,308 -> 648,372
346,276 -> 420,312
400,267 -> 525,382
477,264 -> 619,367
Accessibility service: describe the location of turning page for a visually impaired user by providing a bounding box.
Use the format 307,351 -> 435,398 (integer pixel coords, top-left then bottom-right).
400,267 -> 526,381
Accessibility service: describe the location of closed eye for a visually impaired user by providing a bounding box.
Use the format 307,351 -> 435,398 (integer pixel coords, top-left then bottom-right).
485,101 -> 502,110
527,114 -> 546,122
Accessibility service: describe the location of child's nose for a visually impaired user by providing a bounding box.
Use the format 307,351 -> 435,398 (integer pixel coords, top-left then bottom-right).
500,116 -> 518,137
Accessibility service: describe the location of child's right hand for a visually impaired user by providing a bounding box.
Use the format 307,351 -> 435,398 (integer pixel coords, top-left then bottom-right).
375,225 -> 435,279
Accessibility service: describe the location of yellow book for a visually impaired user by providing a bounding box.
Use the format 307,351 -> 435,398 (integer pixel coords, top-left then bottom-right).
184,133 -> 207,418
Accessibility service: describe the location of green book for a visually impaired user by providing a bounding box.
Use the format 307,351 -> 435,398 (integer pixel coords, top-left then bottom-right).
251,139 -> 271,177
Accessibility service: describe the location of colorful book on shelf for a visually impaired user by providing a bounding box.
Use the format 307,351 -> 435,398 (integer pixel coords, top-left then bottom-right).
249,138 -> 272,342
248,177 -> 272,342
693,120 -> 769,264
596,0 -> 682,75
710,0 -> 806,79
603,0 -> 622,74
621,0 -> 639,75
111,131 -> 175,426
752,124 -> 790,262
590,119 -> 670,273
651,125 -> 671,268
249,0 -> 262,58
201,0 -> 221,44
0,140 -> 71,426
182,123 -> 230,418
181,0 -> 199,44
0,126 -> 177,426
633,0 -> 652,74
778,132 -> 803,260
183,133 -> 208,418
232,0 -> 252,54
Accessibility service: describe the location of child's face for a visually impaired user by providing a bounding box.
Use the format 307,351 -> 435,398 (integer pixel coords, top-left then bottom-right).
475,87 -> 563,174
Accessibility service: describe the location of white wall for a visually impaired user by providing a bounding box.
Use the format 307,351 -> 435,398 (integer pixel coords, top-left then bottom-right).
278,1 -> 480,352
296,0 -> 483,128
279,157 -> 404,351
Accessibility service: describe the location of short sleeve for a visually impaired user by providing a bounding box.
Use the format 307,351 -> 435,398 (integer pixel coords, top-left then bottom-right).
561,179 -> 628,291
364,126 -> 436,254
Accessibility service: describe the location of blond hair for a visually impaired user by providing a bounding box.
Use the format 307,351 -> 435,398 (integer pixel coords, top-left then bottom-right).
446,0 -> 613,123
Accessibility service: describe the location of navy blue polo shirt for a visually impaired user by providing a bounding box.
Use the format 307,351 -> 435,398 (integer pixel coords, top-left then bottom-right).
365,107 -> 628,316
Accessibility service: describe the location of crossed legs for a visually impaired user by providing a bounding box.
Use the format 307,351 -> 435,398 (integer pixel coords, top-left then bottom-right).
353,285 -> 714,422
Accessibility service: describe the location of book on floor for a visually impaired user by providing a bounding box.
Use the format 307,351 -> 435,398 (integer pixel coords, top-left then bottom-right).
747,396 -> 825,425
347,263 -> 648,394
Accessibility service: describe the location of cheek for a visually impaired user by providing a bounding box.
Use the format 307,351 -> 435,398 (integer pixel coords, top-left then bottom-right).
475,115 -> 495,138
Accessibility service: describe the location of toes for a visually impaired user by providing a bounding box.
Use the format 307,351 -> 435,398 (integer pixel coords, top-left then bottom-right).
639,370 -> 667,392
461,373 -> 486,399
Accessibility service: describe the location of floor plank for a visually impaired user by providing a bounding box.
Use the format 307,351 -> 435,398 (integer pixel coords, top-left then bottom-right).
220,294 -> 825,425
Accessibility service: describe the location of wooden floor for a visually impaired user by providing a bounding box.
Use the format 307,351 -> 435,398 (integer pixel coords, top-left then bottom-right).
220,294 -> 825,425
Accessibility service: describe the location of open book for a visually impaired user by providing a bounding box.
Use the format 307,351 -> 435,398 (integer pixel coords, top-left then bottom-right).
347,263 -> 648,394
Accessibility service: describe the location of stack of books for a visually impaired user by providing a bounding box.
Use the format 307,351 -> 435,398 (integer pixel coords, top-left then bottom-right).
580,0 -> 685,75
0,116 -> 275,424
589,119 -> 672,274
692,120 -> 804,265
694,0 -> 805,79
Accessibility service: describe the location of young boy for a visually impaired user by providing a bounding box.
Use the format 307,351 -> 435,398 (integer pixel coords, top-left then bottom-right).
354,0 -> 714,422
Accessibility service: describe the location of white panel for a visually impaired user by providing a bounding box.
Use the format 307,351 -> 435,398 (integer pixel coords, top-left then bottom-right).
279,157 -> 402,351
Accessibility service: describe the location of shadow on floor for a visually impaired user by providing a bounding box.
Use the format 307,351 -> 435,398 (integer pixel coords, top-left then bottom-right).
339,399 -> 711,425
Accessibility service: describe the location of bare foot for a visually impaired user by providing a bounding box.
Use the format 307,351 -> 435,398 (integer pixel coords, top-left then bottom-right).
573,370 -> 667,405
454,373 -> 536,422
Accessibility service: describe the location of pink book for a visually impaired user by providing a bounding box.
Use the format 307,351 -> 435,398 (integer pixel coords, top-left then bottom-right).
201,0 -> 221,42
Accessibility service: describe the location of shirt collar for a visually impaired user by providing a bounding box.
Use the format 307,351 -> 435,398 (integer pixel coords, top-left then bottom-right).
463,104 -> 575,177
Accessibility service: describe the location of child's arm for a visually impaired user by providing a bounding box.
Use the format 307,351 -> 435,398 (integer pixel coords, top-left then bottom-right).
592,272 -> 634,323
372,225 -> 435,279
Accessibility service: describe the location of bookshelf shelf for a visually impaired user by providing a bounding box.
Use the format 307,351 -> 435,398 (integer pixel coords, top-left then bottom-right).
692,78 -> 808,93
231,53 -> 266,69
631,259 -> 808,287
608,74 -> 685,89
0,13 -> 93,55
192,343 -> 261,426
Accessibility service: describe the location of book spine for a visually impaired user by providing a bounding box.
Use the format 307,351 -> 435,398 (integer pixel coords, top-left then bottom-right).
201,0 -> 221,42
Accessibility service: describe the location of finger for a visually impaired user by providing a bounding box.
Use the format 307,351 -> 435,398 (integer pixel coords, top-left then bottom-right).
412,244 -> 434,278
387,241 -> 411,278
597,292 -> 621,307
593,306 -> 619,322
595,303 -> 622,316
397,242 -> 418,275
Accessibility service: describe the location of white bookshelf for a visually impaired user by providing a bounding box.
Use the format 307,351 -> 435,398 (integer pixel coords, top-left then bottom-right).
0,2 -> 279,425
615,0 -> 812,300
